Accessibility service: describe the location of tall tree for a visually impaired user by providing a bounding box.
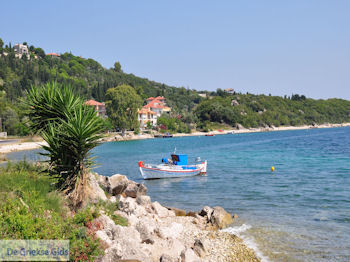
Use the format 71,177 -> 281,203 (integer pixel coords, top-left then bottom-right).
113,61 -> 122,72
0,38 -> 3,52
105,84 -> 142,135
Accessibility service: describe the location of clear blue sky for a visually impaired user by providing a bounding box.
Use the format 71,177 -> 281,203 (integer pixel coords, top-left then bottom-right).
1,0 -> 350,99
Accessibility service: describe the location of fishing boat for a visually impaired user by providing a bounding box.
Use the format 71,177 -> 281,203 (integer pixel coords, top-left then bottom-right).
205,134 -> 214,136
138,154 -> 207,180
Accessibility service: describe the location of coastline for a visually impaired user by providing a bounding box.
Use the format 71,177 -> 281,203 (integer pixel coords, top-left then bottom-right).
1,122 -> 349,155
89,172 -> 261,261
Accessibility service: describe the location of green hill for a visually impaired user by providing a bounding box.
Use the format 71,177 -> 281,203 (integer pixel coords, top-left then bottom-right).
1,38 -> 350,136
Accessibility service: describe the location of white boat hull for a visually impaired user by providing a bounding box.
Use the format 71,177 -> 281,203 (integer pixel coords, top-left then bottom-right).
139,161 -> 207,180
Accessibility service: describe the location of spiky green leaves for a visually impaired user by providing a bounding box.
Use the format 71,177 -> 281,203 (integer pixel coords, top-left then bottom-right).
26,82 -> 104,191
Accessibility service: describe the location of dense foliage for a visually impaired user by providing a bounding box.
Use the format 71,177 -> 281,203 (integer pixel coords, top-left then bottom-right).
1,37 -> 350,135
194,93 -> 350,128
0,38 -> 202,135
0,162 -> 103,261
0,161 -> 128,261
105,84 -> 142,133
157,114 -> 192,134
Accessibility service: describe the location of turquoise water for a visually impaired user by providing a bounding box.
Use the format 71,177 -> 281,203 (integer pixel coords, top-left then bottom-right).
7,127 -> 350,261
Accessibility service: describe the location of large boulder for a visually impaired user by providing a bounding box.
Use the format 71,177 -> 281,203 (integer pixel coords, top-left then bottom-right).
108,174 -> 130,195
84,173 -> 107,205
198,206 -> 213,222
210,206 -> 233,229
124,183 -> 147,198
235,123 -> 245,130
136,195 -> 151,207
100,223 -> 153,262
152,201 -> 174,218
99,174 -> 148,198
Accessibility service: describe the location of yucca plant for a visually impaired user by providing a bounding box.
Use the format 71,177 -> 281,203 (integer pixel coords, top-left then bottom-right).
26,82 -> 83,133
26,82 -> 104,209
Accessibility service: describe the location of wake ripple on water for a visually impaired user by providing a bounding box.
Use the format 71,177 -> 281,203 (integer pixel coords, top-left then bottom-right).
222,224 -> 270,262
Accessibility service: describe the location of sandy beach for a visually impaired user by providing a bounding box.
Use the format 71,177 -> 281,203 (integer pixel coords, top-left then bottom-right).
1,122 -> 349,155
0,141 -> 47,154
103,122 -> 350,141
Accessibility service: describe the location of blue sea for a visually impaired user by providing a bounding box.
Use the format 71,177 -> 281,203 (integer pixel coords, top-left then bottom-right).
7,127 -> 350,261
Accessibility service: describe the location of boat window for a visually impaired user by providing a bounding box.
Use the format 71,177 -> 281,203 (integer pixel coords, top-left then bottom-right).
171,154 -> 179,162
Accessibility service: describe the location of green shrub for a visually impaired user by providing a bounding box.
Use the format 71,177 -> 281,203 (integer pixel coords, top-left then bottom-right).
0,167 -> 104,261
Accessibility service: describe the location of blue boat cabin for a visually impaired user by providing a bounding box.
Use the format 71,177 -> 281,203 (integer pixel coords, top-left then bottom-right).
162,154 -> 188,165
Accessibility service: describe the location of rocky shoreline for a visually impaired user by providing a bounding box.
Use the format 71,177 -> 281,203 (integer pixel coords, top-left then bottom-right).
87,172 -> 260,262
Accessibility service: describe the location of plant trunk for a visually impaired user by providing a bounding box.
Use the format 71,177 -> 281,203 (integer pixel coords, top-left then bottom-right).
68,168 -> 89,210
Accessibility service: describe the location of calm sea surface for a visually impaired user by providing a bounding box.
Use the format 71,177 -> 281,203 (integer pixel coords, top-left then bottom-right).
7,127 -> 350,261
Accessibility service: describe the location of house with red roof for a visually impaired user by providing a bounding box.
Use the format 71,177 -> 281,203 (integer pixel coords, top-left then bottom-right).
47,53 -> 60,57
146,96 -> 165,104
85,99 -> 106,117
143,97 -> 170,117
137,108 -> 157,127
138,96 -> 171,128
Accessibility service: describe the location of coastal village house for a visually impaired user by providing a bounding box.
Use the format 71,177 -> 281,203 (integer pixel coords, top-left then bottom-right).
46,52 -> 60,58
85,99 -> 106,117
224,88 -> 234,94
138,96 -> 171,128
13,44 -> 29,59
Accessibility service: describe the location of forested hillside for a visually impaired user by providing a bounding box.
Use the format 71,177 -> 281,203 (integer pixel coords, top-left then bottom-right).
1,37 -> 350,136
0,38 -> 202,135
195,93 -> 350,129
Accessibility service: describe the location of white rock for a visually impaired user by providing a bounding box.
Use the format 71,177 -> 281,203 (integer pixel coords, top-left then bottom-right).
95,214 -> 118,240
127,214 -> 140,226
136,195 -> 151,206
167,238 -> 185,258
160,254 -> 177,262
198,206 -> 213,222
102,241 -> 151,262
108,174 -> 129,195
168,210 -> 176,217
180,248 -> 201,262
95,230 -> 113,246
152,201 -> 171,218
156,222 -> 183,239
87,173 -> 107,202
114,224 -> 141,243
136,220 -> 154,244
119,195 -> 148,217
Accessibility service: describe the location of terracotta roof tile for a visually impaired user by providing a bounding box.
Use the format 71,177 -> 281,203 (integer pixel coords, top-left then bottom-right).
85,99 -> 103,106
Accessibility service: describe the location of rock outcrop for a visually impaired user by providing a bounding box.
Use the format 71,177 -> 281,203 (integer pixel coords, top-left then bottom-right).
89,173 -> 259,262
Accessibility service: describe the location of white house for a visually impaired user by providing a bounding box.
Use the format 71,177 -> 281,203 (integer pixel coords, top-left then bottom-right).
137,108 -> 157,128
13,44 -> 29,59
138,96 -> 171,128
143,97 -> 171,117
